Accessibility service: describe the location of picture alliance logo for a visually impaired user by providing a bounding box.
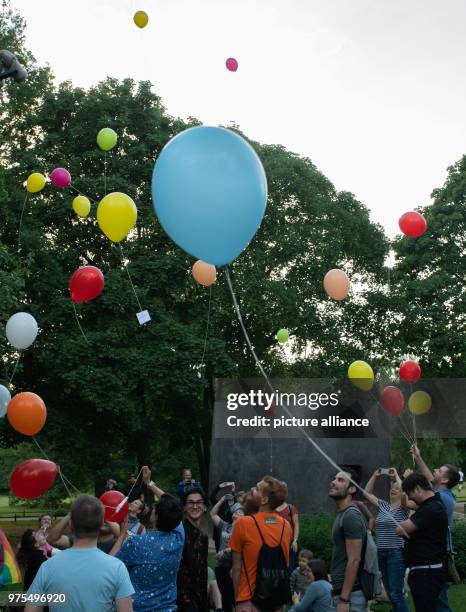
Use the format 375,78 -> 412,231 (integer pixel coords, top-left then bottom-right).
226,390 -> 340,411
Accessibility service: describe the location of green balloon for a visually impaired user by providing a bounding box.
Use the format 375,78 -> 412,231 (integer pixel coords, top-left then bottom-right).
97,128 -> 118,151
276,328 -> 289,343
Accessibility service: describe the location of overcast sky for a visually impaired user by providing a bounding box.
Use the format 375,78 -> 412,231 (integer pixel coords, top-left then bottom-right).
13,0 -> 466,237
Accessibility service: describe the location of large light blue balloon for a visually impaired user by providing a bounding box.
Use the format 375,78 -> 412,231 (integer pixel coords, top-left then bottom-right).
0,384 -> 11,418
152,126 -> 267,265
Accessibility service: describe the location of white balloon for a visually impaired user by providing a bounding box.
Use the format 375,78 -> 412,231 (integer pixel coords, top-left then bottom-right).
5,312 -> 38,349
0,384 -> 11,418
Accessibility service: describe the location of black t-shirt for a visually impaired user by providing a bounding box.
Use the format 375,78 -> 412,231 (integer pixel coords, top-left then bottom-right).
404,493 -> 448,567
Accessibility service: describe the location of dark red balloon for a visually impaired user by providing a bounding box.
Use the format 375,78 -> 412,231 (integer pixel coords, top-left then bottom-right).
10,459 -> 58,499
380,386 -> 404,416
100,490 -> 128,523
399,360 -> 421,384
399,211 -> 427,238
69,266 -> 104,303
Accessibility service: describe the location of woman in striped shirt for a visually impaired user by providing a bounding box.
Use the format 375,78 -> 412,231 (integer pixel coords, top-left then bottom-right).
364,468 -> 414,612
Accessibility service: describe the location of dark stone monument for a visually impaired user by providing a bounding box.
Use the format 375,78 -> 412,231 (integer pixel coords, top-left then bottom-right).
209,437 -> 391,512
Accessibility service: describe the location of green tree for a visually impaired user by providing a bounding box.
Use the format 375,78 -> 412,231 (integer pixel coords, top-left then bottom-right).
0,1 -> 394,495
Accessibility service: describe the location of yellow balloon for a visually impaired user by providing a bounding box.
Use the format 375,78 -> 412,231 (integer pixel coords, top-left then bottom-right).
97,192 -> 137,242
72,195 -> 91,218
348,360 -> 374,391
26,173 -> 46,193
133,11 -> 149,28
408,390 -> 432,415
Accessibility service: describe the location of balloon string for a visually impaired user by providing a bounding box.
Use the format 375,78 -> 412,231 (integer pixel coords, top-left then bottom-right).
8,353 -> 21,385
410,383 -> 417,447
394,420 -> 416,446
199,286 -> 213,380
58,468 -> 73,499
32,436 -> 78,498
225,267 -> 275,389
225,266 -> 410,535
69,185 -> 97,206
104,152 -> 107,196
123,466 -> 145,501
17,193 -> 29,253
72,301 -> 90,344
368,390 -> 414,445
225,267 -> 274,473
119,244 -> 143,311
398,406 -> 416,446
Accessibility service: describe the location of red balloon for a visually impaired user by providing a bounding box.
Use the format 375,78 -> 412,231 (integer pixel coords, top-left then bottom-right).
399,212 -> 427,238
380,386 -> 405,416
69,266 -> 104,303
10,459 -> 58,499
399,360 -> 421,384
100,490 -> 128,523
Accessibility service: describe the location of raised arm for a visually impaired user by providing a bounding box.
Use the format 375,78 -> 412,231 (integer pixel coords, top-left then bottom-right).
105,520 -> 121,538
141,466 -> 165,498
109,518 -> 129,557
47,513 -> 72,548
210,495 -> 226,527
363,470 -> 380,507
410,444 -> 434,482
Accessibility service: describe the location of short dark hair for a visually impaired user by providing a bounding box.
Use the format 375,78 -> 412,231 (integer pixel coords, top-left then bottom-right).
402,472 -> 432,494
299,549 -> 314,562
262,476 -> 288,510
182,486 -> 208,507
340,466 -> 360,497
309,559 -> 329,582
154,494 -> 183,532
71,494 -> 104,538
444,464 -> 460,489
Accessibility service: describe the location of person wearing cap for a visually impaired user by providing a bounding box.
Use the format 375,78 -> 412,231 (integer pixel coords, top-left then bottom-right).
211,496 -> 245,612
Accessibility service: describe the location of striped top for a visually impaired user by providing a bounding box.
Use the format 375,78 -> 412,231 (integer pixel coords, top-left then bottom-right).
375,500 -> 410,549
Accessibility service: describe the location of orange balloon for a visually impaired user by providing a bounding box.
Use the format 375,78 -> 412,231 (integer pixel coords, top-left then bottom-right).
7,392 -> 47,436
192,260 -> 217,287
323,269 -> 350,300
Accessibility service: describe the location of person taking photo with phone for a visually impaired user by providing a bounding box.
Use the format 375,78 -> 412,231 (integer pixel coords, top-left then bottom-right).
363,468 -> 414,612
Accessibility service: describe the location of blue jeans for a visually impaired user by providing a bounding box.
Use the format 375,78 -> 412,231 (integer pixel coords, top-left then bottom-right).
437,581 -> 452,612
331,590 -> 367,611
378,548 -> 409,612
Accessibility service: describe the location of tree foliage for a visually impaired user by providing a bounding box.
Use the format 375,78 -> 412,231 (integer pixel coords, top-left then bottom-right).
0,1 -> 463,496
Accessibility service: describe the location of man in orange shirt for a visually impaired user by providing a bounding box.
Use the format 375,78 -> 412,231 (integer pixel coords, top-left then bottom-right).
230,476 -> 293,612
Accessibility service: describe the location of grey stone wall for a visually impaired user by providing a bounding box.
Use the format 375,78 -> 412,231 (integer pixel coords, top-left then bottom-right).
209,437 -> 391,512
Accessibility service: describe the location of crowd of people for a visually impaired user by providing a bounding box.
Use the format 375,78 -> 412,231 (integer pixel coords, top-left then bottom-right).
13,445 -> 462,612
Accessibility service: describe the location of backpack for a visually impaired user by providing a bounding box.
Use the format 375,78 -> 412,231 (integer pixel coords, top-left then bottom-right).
243,515 -> 290,610
338,505 -> 381,600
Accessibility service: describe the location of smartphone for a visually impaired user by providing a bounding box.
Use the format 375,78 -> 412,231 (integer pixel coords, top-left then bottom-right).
225,494 -> 234,501
379,468 -> 390,476
222,482 -> 235,494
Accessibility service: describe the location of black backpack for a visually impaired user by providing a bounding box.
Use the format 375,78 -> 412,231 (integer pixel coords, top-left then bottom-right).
243,515 -> 290,610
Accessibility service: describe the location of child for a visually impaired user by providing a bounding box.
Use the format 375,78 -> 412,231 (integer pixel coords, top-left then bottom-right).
290,548 -> 314,597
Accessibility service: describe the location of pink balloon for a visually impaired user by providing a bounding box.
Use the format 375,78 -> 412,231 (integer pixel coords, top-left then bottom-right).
323,269 -> 350,300
50,168 -> 71,189
226,57 -> 238,72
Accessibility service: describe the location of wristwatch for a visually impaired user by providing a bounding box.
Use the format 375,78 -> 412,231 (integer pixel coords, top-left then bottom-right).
339,596 -> 350,603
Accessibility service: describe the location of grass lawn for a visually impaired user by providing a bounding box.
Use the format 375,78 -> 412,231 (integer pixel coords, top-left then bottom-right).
374,582 -> 466,610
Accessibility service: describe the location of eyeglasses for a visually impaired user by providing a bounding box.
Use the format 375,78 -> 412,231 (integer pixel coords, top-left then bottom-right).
186,501 -> 205,508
